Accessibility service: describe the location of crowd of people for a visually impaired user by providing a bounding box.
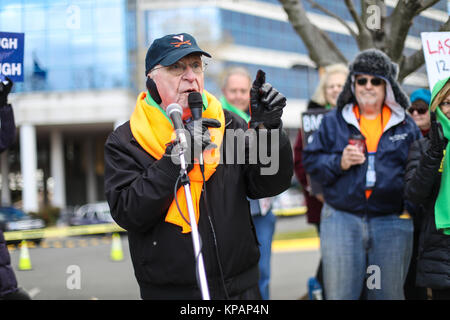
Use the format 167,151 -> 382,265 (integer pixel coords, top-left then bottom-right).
104,33 -> 449,300
1,31 -> 449,301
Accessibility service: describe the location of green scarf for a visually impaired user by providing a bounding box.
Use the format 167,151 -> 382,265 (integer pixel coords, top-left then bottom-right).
435,107 -> 450,235
220,96 -> 251,123
431,76 -> 450,235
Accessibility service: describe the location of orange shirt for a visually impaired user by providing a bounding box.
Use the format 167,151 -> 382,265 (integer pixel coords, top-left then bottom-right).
353,105 -> 391,198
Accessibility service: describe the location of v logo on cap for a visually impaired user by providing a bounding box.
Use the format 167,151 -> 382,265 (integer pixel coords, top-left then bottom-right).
171,35 -> 191,48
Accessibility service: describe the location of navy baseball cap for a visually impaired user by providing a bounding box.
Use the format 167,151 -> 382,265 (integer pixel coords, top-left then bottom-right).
145,33 -> 211,75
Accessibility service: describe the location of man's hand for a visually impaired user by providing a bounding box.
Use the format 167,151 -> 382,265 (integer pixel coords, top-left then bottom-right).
249,70 -> 286,129
315,193 -> 325,203
184,118 -> 221,162
340,144 -> 366,170
0,77 -> 13,107
429,111 -> 445,158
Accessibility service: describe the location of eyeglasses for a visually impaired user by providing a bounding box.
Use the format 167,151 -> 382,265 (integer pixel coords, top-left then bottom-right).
355,77 -> 384,86
408,106 -> 428,115
152,60 -> 207,76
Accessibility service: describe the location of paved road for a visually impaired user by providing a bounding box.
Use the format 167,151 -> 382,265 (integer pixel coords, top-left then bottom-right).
9,215 -> 320,300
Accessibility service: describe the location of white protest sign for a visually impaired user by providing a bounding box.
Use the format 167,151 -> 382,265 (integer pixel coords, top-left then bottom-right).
421,32 -> 450,91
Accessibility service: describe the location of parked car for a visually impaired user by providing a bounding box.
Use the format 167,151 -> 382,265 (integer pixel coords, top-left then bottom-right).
0,206 -> 46,244
69,201 -> 116,226
272,184 -> 307,216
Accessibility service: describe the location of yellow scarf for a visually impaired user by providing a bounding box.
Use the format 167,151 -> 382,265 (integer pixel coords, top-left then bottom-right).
130,90 -> 225,233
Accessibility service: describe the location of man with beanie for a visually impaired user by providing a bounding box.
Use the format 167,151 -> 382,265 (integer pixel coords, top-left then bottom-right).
0,77 -> 31,300
303,49 -> 422,299
408,88 -> 432,136
405,76 -> 450,300
103,33 -> 293,299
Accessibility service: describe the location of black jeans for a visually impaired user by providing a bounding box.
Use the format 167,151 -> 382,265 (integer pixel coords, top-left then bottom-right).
432,288 -> 450,300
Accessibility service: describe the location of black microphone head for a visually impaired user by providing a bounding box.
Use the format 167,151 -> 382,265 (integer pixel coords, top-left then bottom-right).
166,103 -> 183,117
188,92 -> 203,120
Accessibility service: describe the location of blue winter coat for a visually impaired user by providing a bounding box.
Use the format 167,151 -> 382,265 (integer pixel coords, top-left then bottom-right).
303,87 -> 421,216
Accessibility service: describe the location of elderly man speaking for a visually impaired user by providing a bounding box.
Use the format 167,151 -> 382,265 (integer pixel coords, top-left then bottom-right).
303,49 -> 422,300
103,33 -> 293,300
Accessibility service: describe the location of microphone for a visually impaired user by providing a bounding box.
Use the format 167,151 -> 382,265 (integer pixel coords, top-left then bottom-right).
166,103 -> 188,150
188,92 -> 208,165
188,92 -> 203,120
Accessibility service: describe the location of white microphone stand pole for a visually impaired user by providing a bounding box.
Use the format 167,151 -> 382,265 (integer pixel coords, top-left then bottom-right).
177,146 -> 210,300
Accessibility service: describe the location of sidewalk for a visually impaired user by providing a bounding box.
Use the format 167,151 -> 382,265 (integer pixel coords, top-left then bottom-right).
270,214 -> 320,299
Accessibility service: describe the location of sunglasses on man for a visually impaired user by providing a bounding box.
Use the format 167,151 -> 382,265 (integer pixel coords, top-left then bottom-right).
407,106 -> 428,115
355,77 -> 384,86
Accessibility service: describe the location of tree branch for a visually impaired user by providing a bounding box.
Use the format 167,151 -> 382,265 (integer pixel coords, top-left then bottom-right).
344,0 -> 373,49
398,15 -> 450,82
305,0 -> 358,38
398,49 -> 424,82
386,0 -> 440,62
278,0 -> 347,67
417,0 -> 442,14
438,14 -> 450,32
345,0 -> 365,32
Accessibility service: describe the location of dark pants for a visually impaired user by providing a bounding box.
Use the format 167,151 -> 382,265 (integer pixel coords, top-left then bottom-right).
0,230 -> 18,297
228,284 -> 262,300
432,288 -> 450,300
404,225 -> 427,300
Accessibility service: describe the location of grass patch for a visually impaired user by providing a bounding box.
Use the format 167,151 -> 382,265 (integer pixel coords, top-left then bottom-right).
273,227 -> 318,241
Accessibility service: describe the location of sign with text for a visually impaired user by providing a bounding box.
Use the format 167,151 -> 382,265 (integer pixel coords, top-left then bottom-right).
301,109 -> 329,196
421,32 -> 450,91
0,32 -> 24,82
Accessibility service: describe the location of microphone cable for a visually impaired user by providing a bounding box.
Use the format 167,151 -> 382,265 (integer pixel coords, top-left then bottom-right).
173,167 -> 204,295
199,157 -> 230,300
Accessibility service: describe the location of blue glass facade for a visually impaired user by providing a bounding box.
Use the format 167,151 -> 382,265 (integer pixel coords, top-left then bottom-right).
0,0 -> 445,98
0,0 -> 131,93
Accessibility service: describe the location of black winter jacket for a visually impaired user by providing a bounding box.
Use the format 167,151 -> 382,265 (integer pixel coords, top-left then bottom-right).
0,103 -> 17,297
104,110 -> 293,299
405,137 -> 450,289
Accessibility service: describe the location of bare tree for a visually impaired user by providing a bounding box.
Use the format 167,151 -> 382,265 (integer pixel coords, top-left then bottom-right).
279,0 -> 450,82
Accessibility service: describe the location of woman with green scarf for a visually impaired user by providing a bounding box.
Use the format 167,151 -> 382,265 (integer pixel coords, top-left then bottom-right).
405,76 -> 450,300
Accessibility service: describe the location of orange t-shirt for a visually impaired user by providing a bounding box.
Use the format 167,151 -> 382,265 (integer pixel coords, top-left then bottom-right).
353,105 -> 391,198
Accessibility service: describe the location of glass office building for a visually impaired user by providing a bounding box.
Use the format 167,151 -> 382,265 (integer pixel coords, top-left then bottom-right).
0,0 -> 446,212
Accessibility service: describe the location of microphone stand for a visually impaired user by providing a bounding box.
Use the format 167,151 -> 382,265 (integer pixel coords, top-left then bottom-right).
176,143 -> 211,300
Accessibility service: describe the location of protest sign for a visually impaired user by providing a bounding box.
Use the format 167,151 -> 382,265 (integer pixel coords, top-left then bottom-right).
0,32 -> 24,82
421,32 -> 450,91
301,109 -> 329,195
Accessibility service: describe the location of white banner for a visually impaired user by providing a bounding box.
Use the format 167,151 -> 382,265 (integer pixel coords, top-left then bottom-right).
421,32 -> 450,91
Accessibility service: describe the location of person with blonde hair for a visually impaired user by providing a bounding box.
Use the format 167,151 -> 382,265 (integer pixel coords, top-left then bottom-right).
405,76 -> 450,300
310,63 -> 349,109
293,63 -> 348,299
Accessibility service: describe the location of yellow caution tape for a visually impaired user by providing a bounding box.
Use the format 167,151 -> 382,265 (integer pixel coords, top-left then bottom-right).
4,206 -> 307,241
4,223 -> 126,241
272,237 -> 320,253
273,206 -> 307,216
